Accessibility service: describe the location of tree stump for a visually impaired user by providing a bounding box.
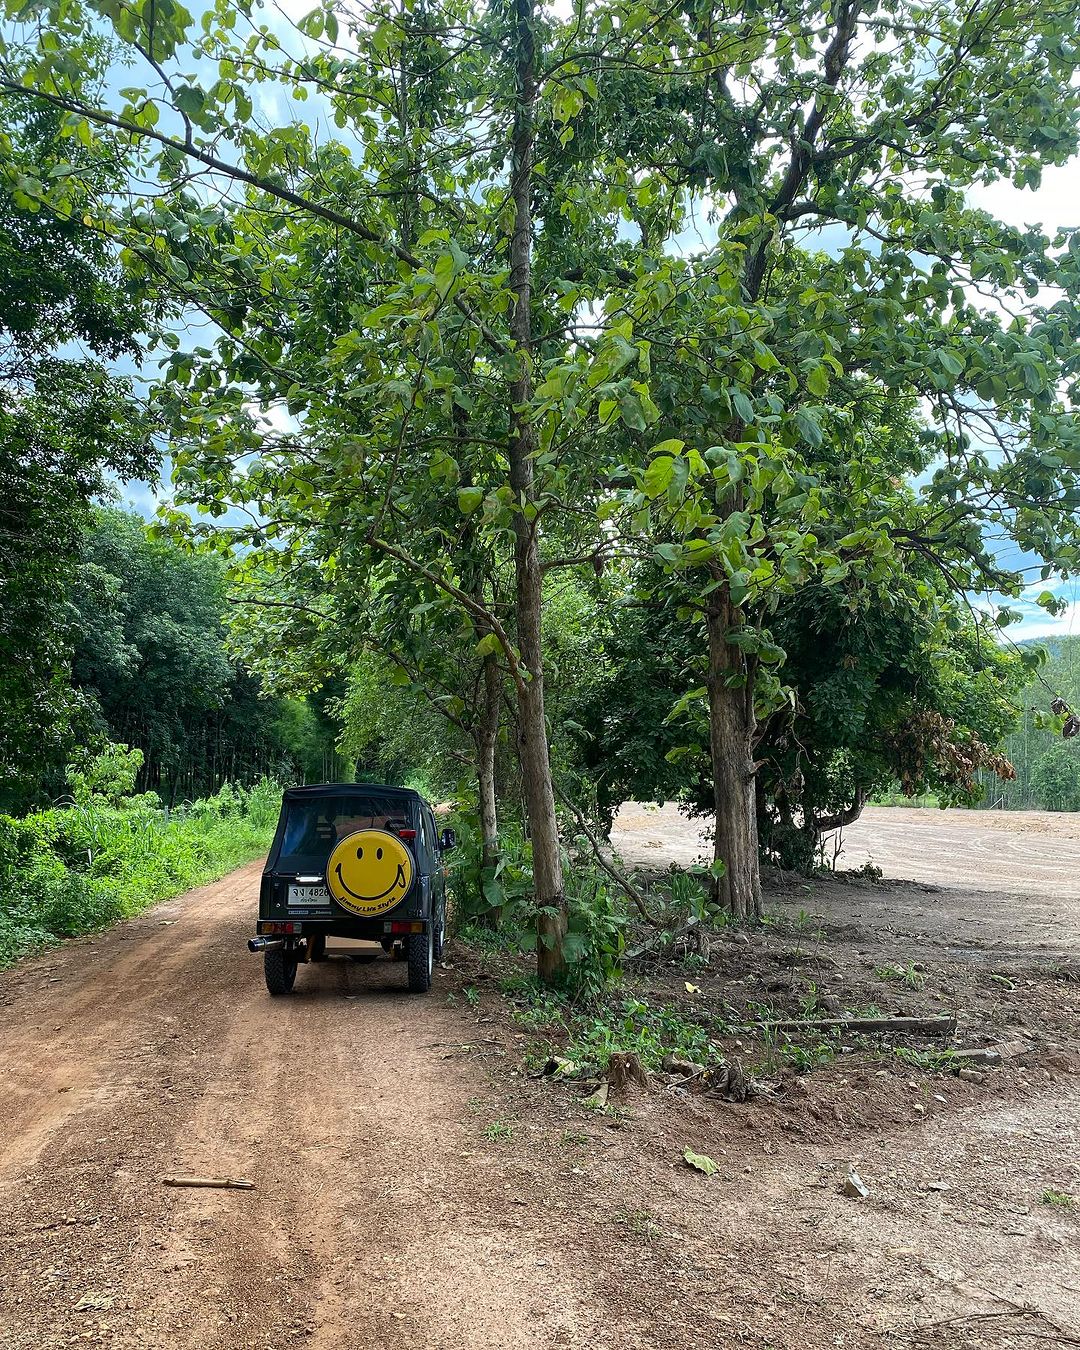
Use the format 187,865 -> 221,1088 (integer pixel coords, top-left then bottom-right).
607,1051 -> 655,1094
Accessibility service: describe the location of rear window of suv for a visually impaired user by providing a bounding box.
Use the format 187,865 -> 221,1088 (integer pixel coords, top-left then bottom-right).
276,795 -> 416,870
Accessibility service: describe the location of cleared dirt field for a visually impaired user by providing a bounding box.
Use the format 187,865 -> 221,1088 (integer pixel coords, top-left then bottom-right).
2,809 -> 1079,1350
614,802 -> 1080,950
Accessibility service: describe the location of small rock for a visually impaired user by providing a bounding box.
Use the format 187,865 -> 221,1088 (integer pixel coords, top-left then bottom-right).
913,1102 -> 926,1116
842,1169 -> 869,1199
927,1181 -> 951,1192
581,1082 -> 609,1110
951,1048 -> 1002,1066
957,1069 -> 985,1084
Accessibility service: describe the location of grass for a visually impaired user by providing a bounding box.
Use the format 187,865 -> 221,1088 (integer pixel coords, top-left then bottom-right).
484,1119 -> 514,1141
890,1045 -> 957,1071
876,961 -> 927,990
0,778 -> 279,967
1040,1189 -> 1075,1209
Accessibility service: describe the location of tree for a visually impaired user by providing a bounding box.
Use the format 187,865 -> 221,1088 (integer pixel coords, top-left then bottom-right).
5,0 -> 1079,947
0,97 -> 154,807
70,509 -> 340,800
756,585 -> 1025,868
1031,743 -> 1080,812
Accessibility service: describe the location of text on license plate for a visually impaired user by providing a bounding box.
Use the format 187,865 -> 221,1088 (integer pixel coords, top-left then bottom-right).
288,884 -> 329,904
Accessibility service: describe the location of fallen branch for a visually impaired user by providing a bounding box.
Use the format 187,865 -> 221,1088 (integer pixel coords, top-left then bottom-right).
624,917 -> 702,962
162,1175 -> 255,1190
750,1014 -> 956,1037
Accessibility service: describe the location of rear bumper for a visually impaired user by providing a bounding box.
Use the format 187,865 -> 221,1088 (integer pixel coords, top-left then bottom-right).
254,917 -> 428,941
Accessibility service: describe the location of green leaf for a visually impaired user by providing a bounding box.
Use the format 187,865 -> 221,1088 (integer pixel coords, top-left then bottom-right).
807,365 -> 830,397
732,390 -> 754,423
683,1149 -> 719,1176
794,408 -> 823,448
619,393 -> 647,432
936,350 -> 964,376
457,487 -> 484,516
643,455 -> 675,499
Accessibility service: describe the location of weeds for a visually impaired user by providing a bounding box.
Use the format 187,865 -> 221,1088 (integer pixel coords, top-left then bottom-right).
890,1046 -> 956,1071
757,1024 -> 839,1075
876,962 -> 927,990
1040,1189 -> 1075,1209
612,1204 -> 660,1244
566,996 -> 720,1074
0,759 -> 279,966
484,1120 -> 514,1142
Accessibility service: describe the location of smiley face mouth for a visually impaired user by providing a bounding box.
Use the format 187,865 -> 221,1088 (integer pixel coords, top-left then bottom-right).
334,861 -> 407,904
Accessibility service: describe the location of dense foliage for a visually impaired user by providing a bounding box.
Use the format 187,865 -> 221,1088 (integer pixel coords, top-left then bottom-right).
0,746 -> 280,966
980,635 -> 1080,811
0,98 -> 155,804
1,0 -> 1079,982
71,509 -> 343,804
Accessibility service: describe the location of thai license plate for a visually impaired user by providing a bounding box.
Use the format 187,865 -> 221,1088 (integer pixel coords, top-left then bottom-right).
288,884 -> 329,905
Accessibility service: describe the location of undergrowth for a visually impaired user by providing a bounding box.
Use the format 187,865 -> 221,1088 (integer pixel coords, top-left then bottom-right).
0,747 -> 280,966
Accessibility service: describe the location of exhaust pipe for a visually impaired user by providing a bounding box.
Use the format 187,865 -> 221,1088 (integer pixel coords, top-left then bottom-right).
248,936 -> 286,953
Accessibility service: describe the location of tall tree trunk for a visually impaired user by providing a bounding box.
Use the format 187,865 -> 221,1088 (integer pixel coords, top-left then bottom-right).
477,651 -> 500,874
707,592 -> 761,919
507,0 -> 566,983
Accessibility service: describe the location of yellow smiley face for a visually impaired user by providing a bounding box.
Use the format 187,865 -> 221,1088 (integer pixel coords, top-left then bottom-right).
326,829 -> 414,917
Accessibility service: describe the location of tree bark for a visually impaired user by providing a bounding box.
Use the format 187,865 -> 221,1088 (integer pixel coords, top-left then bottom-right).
476,651 -> 501,924
707,592 -> 761,919
506,0 -> 566,982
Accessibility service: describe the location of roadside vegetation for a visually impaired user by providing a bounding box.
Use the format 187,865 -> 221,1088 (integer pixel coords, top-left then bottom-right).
0,745 -> 280,966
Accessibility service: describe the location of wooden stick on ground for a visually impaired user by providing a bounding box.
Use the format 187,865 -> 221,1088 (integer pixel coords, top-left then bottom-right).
751,1015 -> 957,1037
162,1175 -> 255,1190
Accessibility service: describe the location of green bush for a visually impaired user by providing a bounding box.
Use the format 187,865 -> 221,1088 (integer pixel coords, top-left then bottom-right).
448,812 -> 629,998
1031,744 -> 1080,812
0,757 -> 281,966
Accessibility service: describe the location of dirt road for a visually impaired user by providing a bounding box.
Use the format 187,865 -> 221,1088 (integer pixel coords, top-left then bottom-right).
3,821 -> 1080,1350
0,864 -> 605,1350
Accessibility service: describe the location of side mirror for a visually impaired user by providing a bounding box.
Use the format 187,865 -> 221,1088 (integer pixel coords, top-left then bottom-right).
439,828 -> 457,852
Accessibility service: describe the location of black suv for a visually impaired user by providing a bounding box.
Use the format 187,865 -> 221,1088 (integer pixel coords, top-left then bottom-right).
249,783 -> 454,995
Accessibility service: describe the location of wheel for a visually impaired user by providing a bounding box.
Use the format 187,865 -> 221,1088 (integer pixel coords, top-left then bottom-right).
264,946 -> 298,995
406,926 -> 433,993
432,899 -> 446,962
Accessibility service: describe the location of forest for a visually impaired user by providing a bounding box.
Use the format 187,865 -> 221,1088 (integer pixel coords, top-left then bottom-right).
2,0 -> 1080,987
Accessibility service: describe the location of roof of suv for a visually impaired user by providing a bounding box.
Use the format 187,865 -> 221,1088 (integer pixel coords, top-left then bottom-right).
279,782 -> 425,802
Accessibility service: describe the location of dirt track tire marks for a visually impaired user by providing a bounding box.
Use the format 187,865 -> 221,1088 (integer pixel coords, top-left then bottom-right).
0,864 -> 601,1350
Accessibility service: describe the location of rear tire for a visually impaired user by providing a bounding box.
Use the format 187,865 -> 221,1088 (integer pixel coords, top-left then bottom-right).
407,926 -> 433,993
264,947 -> 298,995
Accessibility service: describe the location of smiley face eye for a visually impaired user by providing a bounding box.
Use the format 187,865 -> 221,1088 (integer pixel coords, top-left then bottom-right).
377,846 -> 384,860
356,846 -> 364,859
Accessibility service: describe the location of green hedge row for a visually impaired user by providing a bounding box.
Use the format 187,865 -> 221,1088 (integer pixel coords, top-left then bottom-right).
0,778 -> 280,967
